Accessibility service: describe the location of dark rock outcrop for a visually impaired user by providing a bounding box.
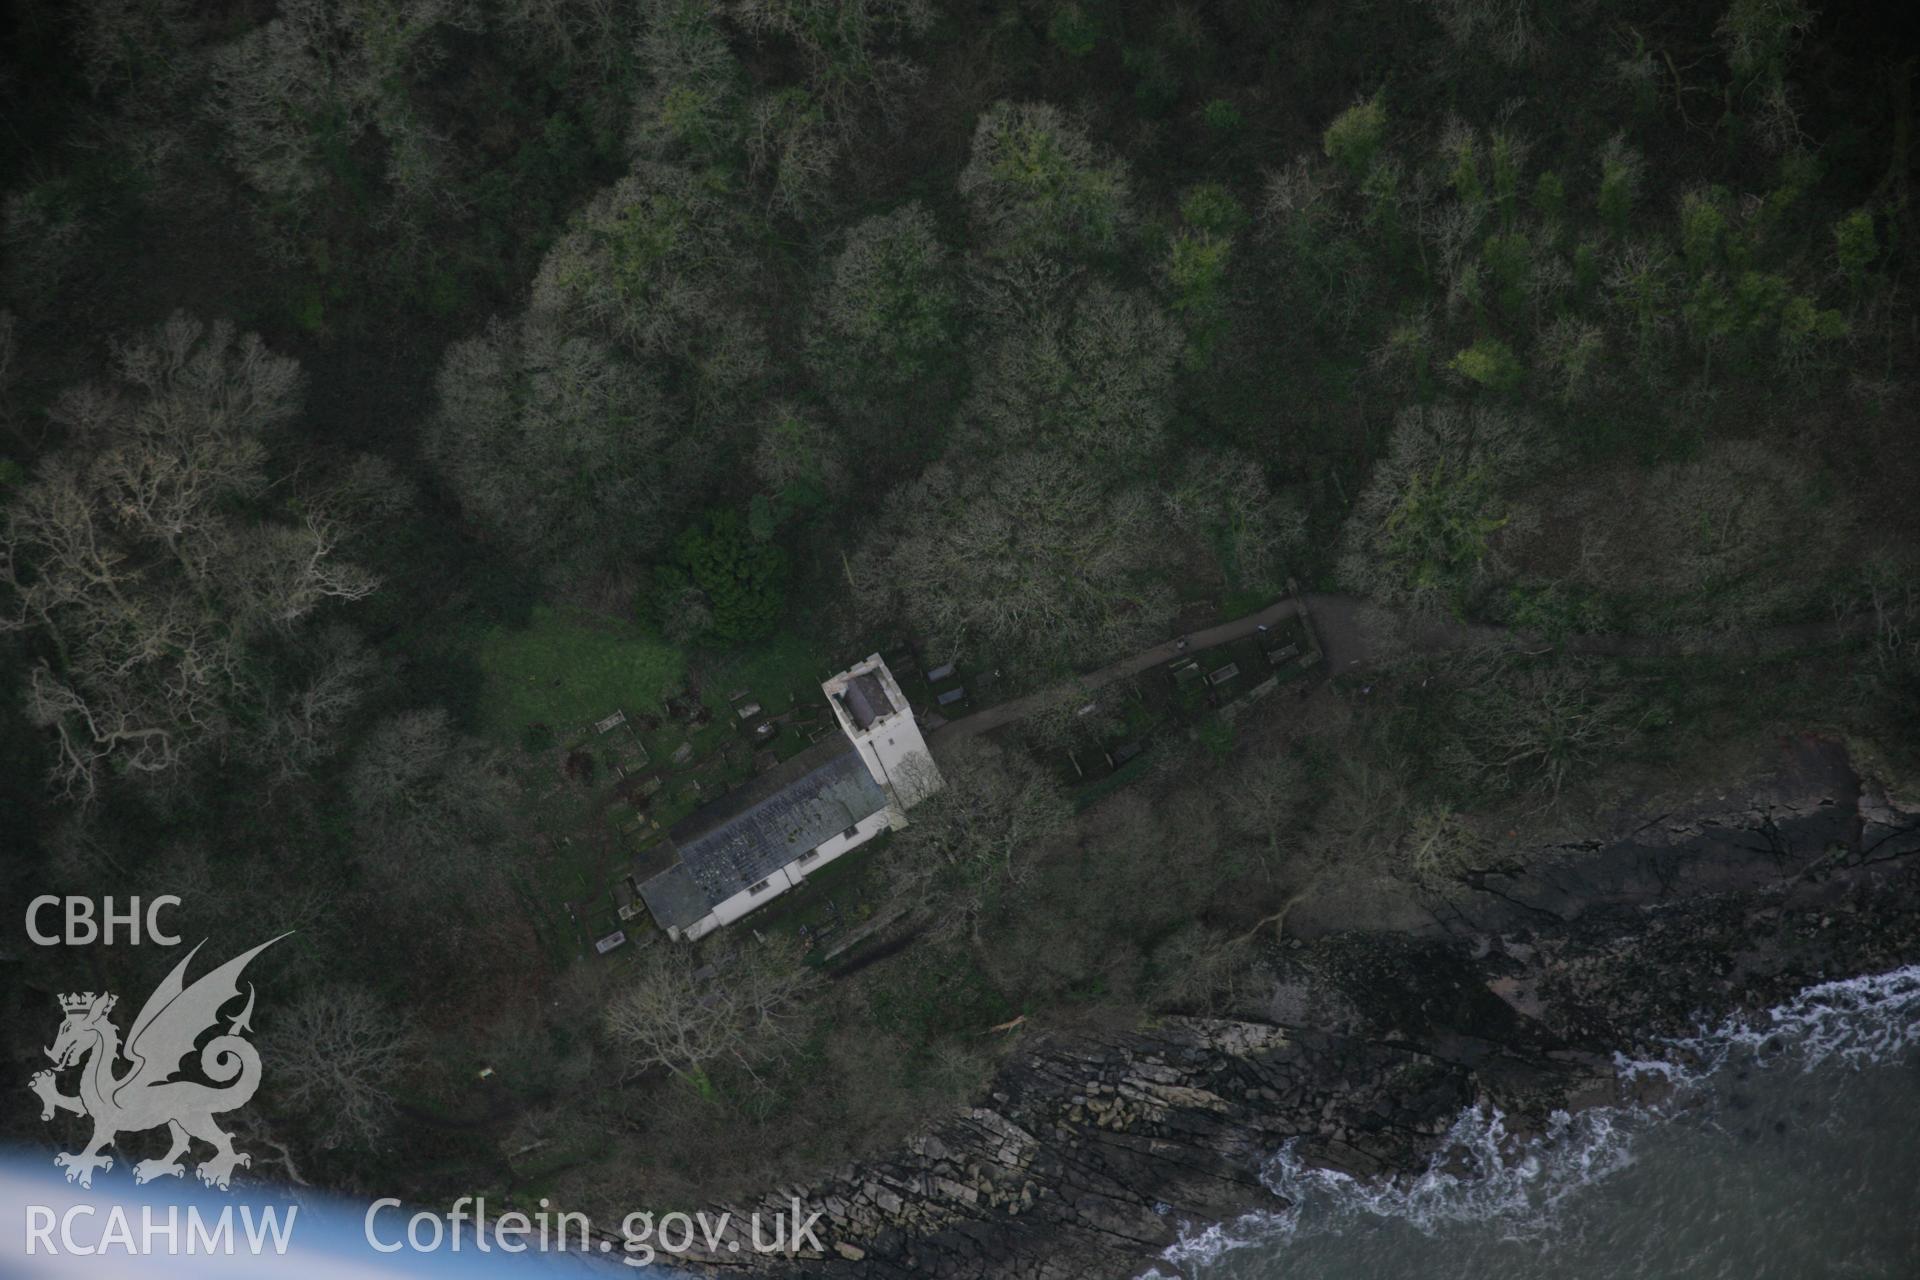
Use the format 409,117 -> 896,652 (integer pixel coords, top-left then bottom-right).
689,737 -> 1920,1278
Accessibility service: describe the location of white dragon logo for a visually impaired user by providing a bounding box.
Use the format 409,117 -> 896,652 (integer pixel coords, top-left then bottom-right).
28,935 -> 287,1190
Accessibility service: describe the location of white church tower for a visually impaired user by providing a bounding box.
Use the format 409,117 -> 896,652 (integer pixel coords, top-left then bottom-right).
822,655 -> 943,816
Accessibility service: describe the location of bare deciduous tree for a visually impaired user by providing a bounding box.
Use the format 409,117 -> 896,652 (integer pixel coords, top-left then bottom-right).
497,0 -> 638,78
426,312 -> 672,578
1437,651 -> 1648,801
1222,748 -> 1308,874
205,0 -> 472,258
0,314 -> 378,801
259,626 -> 380,783
958,101 -> 1133,259
1400,802 -> 1490,879
730,0 -> 934,123
1422,0 -> 1537,69
751,401 -> 848,501
630,0 -> 744,163
804,202 -> 957,417
1313,750 -> 1417,866
1507,438 -> 1848,642
1161,449 -> 1305,591
603,941 -> 814,1085
0,311 -> 16,445
347,708 -> 518,887
962,281 -> 1178,470
266,987 -> 417,1151
528,164 -> 768,432
530,164 -> 740,358
853,450 -> 1177,669
1335,401 -> 1539,617
886,739 -> 1071,939
747,89 -> 840,216
1144,924 -> 1257,1013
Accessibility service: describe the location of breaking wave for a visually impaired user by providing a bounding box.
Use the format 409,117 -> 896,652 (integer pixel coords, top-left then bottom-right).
1143,964 -> 1920,1276
1615,963 -> 1920,1086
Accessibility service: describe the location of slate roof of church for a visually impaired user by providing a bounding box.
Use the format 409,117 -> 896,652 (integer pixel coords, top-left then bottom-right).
638,736 -> 889,929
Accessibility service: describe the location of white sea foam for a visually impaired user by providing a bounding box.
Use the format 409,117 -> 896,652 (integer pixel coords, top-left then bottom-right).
1152,1104 -> 1640,1273
1147,965 -> 1920,1275
1651,963 -> 1920,1075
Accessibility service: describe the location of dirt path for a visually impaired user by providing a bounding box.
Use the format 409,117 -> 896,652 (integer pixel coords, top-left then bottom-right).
1302,592 -> 1876,668
1297,593 -> 1505,671
930,597 -> 1309,748
931,592 -> 1875,752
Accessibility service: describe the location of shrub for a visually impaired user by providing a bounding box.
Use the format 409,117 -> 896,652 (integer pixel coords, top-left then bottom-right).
1179,183 -> 1248,236
1202,98 -> 1243,133
1322,94 -> 1387,176
1678,189 -> 1730,272
1450,336 -> 1524,391
1531,171 -> 1566,225
1596,134 -> 1642,234
655,510 -> 789,644
1480,231 -> 1531,317
1717,0 -> 1814,85
1047,3 -> 1100,56
1833,209 -> 1878,288
1490,130 -> 1523,222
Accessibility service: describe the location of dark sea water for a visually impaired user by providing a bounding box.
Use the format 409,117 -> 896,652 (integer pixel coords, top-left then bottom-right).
1145,967 -> 1920,1280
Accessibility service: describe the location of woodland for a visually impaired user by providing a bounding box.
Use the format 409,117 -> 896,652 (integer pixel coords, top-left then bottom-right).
2,0 -> 1916,1218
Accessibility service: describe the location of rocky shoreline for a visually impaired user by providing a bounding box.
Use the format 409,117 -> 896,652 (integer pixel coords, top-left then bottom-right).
688,736 -> 1920,1278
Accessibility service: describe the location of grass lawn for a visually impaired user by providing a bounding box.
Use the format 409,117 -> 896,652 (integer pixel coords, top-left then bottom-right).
474,605 -> 685,743
481,614 -> 881,957
694,629 -> 853,765
699,629 -> 836,718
